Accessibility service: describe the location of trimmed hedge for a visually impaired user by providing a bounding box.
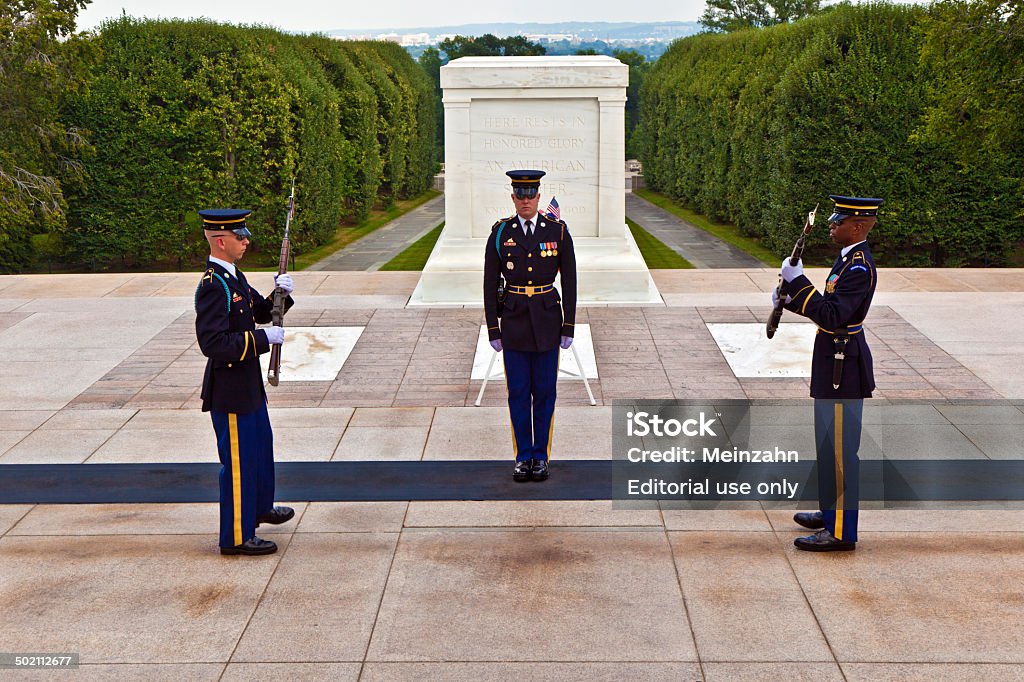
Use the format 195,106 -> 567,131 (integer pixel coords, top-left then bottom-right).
637,2 -> 1024,266
59,19 -> 436,268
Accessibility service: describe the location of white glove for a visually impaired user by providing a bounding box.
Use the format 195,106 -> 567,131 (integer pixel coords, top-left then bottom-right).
274,274 -> 293,295
490,339 -> 503,352
264,326 -> 285,345
560,335 -> 573,349
771,289 -> 792,307
780,258 -> 803,283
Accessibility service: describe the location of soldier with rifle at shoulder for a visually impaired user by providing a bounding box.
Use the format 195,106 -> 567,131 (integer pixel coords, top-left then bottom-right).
195,206 -> 295,556
774,194 -> 881,552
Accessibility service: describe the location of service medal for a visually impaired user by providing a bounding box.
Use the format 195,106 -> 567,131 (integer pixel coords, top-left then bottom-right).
825,273 -> 838,294
552,249 -> 557,256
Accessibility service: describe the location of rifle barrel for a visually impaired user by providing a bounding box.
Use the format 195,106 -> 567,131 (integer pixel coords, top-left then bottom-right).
766,203 -> 818,339
267,178 -> 296,386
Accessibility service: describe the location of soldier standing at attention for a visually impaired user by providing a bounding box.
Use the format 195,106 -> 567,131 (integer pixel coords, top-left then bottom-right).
483,171 -> 577,482
195,208 -> 295,556
776,195 -> 881,551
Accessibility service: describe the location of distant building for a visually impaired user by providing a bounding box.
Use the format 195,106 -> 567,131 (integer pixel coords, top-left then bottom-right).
527,33 -> 577,42
399,33 -> 432,46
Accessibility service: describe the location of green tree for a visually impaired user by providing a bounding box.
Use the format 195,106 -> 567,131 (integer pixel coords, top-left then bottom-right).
418,46 -> 444,153
0,0 -> 91,270
613,49 -> 650,159
418,46 -> 442,87
918,0 -> 1023,165
700,0 -> 823,33
438,34 -> 545,60
916,0 -> 1024,262
502,35 -> 546,56
637,3 -> 1022,265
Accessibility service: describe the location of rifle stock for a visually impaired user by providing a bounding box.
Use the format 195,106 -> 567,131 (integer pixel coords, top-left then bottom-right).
766,203 -> 818,339
267,178 -> 296,386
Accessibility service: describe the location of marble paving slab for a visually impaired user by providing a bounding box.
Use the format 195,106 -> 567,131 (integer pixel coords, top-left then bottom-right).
708,322 -> 815,378
258,326 -> 364,382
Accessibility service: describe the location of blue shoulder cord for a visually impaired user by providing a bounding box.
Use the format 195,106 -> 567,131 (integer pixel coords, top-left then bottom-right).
194,272 -> 232,314
494,221 -> 507,256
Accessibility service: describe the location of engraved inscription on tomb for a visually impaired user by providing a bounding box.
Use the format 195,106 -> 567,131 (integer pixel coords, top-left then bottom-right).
470,98 -> 600,237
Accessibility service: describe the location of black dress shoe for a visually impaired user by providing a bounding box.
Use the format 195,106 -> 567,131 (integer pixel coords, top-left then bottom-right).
257,506 -> 295,526
513,460 -> 532,482
793,511 -> 824,530
220,537 -> 278,556
794,529 -> 856,552
531,459 -> 549,481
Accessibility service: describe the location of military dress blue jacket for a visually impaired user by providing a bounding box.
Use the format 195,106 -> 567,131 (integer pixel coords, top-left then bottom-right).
195,260 -> 293,413
781,243 -> 877,399
483,214 -> 577,353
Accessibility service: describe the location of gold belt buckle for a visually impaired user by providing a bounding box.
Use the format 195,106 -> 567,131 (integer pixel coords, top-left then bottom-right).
526,285 -> 535,297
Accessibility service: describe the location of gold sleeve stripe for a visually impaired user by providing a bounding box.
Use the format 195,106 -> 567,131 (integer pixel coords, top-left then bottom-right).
800,287 -> 817,315
792,284 -> 813,299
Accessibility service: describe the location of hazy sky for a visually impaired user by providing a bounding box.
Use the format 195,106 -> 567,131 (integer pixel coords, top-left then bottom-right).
76,0 -> 722,33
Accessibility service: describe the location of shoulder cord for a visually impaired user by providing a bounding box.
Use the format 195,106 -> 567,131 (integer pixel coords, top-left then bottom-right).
194,272 -> 232,314
493,221 -> 507,255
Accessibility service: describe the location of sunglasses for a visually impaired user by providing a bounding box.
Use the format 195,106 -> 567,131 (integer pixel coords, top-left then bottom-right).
215,231 -> 250,242
513,188 -> 539,200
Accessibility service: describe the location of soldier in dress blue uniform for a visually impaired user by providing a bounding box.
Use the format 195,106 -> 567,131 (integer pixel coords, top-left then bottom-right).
483,170 -> 577,482
195,208 -> 296,556
776,195 -> 882,551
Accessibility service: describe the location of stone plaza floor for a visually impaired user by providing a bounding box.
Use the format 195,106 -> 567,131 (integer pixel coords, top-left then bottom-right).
0,269 -> 1022,680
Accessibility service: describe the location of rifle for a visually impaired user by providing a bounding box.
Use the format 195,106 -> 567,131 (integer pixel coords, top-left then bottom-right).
267,178 -> 296,386
766,203 -> 818,339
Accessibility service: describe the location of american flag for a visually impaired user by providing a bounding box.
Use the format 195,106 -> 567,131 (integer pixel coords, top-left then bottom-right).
544,196 -> 560,220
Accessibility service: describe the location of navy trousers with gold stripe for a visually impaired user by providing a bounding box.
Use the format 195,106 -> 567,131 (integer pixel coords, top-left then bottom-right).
814,398 -> 862,543
211,404 -> 275,548
504,348 -> 559,462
